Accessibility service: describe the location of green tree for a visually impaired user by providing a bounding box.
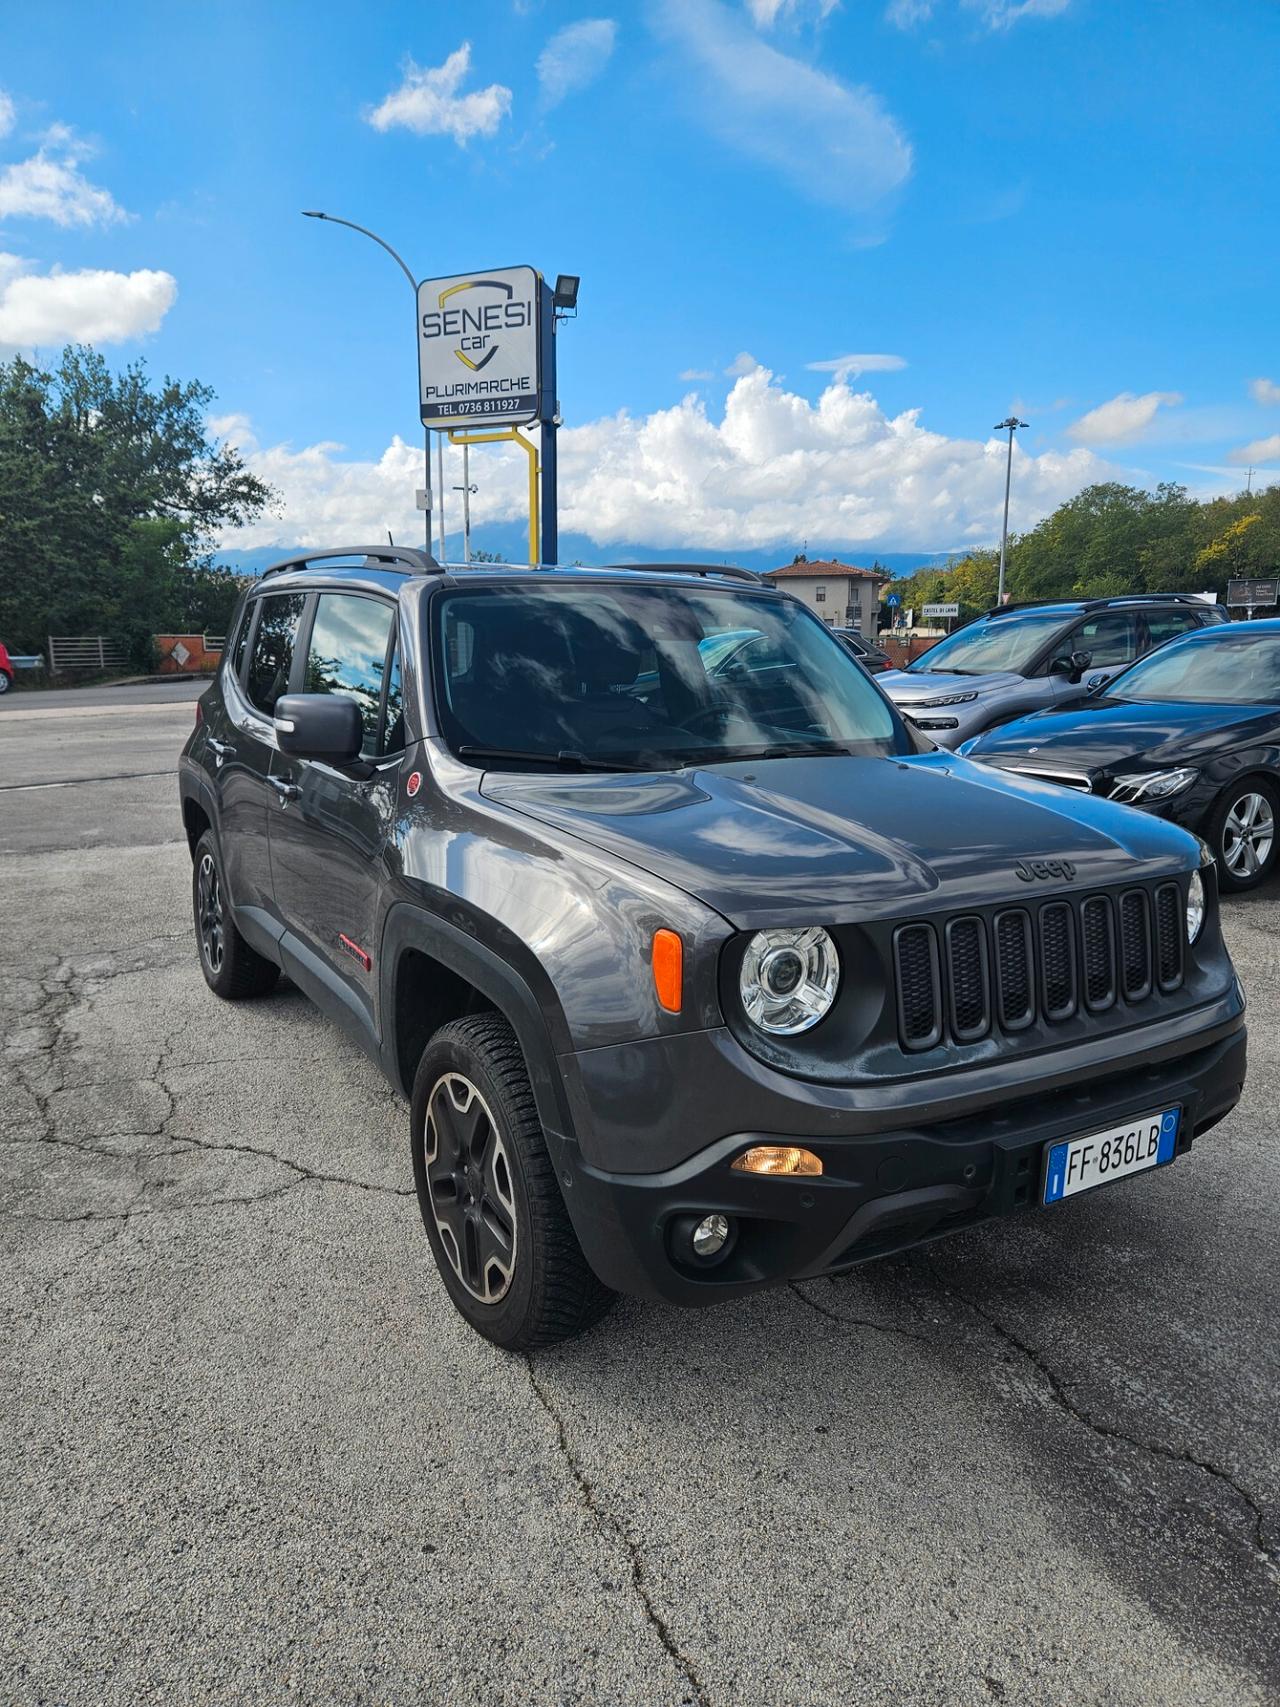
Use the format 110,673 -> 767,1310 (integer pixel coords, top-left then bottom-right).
0,345 -> 274,655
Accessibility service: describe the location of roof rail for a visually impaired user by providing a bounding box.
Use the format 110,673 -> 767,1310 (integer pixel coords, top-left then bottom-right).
601,560 -> 763,585
261,544 -> 439,579
980,592 -> 1218,618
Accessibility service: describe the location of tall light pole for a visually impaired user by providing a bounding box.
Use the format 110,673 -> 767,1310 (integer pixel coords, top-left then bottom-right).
453,443 -> 478,563
302,211 -> 434,556
994,416 -> 1028,605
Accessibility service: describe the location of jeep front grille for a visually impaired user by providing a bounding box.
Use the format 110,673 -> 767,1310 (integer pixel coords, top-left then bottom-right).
892,880 -> 1187,1051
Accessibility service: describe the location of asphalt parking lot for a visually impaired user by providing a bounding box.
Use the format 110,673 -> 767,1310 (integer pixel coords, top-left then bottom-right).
2,681 -> 1277,1707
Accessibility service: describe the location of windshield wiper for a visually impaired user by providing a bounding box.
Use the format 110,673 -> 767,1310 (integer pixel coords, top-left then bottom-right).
457,744 -> 661,773
678,740 -> 856,767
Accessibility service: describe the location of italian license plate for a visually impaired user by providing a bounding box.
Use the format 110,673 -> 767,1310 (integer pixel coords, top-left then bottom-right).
1043,1107 -> 1181,1205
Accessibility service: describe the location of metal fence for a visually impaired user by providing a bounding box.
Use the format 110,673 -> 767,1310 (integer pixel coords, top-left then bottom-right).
47,635 -> 128,672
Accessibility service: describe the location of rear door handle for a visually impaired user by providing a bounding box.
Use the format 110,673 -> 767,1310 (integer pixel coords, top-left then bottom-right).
208,737 -> 236,757
269,777 -> 300,802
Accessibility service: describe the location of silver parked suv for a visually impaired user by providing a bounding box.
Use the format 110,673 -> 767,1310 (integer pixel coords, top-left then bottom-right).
879,595 -> 1226,748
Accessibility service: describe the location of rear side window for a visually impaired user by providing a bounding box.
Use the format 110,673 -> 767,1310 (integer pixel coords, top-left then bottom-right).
1144,610 -> 1204,649
246,593 -> 307,716
303,593 -> 396,755
1070,611 -> 1139,668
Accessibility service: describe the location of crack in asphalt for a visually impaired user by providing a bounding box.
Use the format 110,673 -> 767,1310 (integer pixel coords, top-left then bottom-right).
922,1257 -> 1280,1583
787,1278 -> 929,1343
525,1358 -> 712,1707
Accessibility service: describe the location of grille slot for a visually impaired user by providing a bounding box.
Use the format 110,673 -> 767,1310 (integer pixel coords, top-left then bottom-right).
1119,889 -> 1153,1002
1154,882 -> 1185,992
1039,901 -> 1079,1020
893,923 -> 942,1050
1080,895 -> 1116,1012
945,916 -> 990,1042
993,909 -> 1035,1031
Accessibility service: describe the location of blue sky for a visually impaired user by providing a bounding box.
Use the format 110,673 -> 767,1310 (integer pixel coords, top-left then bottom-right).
2,0 -> 1278,563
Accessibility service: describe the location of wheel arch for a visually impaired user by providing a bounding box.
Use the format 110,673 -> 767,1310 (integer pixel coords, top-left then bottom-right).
380,902 -> 575,1139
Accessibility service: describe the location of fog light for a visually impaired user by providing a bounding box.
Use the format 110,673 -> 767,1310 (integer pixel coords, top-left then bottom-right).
731,1145 -> 823,1176
692,1213 -> 730,1257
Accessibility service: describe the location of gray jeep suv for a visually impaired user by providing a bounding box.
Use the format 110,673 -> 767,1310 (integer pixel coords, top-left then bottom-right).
880,595 -> 1226,747
179,549 -> 1245,1350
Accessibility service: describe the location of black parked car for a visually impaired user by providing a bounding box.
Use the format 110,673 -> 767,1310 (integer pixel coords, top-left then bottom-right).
963,619 -> 1280,890
179,547 -> 1245,1349
832,628 -> 892,673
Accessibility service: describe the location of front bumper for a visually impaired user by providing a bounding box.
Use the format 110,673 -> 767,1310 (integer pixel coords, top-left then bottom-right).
546,1019 -> 1246,1305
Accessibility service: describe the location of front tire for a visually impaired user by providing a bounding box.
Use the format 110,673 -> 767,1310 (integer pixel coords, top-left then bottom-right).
411,1013 -> 615,1350
192,829 -> 280,998
1206,778 -> 1279,892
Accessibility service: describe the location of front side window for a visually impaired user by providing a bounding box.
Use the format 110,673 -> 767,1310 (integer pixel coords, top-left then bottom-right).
246,593 -> 307,716
1068,611 -> 1139,668
230,600 -> 253,680
303,593 -> 395,754
907,612 -> 1066,677
430,583 -> 903,770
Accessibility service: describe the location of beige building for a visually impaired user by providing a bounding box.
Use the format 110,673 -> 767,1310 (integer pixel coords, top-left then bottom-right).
763,557 -> 890,632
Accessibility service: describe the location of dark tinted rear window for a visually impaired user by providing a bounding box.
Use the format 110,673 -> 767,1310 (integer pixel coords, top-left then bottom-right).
246,593 -> 306,716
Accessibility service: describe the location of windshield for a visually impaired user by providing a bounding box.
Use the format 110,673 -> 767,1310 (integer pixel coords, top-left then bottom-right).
907,612 -> 1066,676
1107,632 -> 1280,705
430,583 -> 904,770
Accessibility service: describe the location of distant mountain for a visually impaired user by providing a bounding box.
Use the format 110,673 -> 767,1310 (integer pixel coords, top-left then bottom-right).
212,534 -> 962,580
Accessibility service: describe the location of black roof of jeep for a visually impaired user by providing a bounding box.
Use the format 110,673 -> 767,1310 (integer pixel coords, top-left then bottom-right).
257,545 -> 769,594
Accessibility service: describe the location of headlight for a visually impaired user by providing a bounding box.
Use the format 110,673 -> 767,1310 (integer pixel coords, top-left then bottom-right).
1186,869 -> 1205,943
1110,767 -> 1199,804
914,690 -> 979,708
739,926 -> 840,1034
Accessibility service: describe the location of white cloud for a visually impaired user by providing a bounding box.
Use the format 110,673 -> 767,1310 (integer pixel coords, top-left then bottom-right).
0,131 -> 126,227
537,19 -> 617,106
889,0 -> 1069,27
366,44 -> 512,143
806,352 -> 906,381
1228,434 -> 1280,467
679,367 -> 715,381
724,351 -> 762,376
0,253 -> 176,352
1066,390 -> 1183,447
0,92 -> 15,141
745,0 -> 840,24
1249,377 -> 1280,407
652,0 -> 911,213
219,367 -> 1107,555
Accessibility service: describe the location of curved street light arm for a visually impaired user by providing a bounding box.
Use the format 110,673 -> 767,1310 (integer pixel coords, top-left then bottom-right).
301,211 -> 418,295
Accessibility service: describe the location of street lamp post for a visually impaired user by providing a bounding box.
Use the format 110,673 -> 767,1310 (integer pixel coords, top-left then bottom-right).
994,416 -> 1028,606
301,211 -> 434,556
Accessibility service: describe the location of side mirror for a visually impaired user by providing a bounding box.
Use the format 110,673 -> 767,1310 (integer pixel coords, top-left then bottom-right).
1048,655 -> 1073,678
274,693 -> 364,765
1050,649 -> 1093,683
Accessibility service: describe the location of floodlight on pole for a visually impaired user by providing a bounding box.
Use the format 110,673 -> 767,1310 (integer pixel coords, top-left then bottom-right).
301,210 -> 432,553
994,417 -> 1028,606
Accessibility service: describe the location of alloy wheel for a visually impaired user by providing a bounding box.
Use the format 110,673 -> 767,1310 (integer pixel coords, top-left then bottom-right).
1222,790 -> 1275,880
196,852 -> 225,973
423,1073 -> 518,1304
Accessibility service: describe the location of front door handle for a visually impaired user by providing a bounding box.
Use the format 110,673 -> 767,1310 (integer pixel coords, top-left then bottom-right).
269,777 -> 301,803
208,737 -> 236,758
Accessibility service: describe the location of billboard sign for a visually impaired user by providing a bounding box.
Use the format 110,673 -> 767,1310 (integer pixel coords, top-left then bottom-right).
923,602 -> 960,619
418,265 -> 542,428
1226,578 -> 1278,608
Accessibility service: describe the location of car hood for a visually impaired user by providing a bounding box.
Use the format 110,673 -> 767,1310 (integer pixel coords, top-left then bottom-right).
967,699 -> 1278,773
878,667 -> 1024,704
480,752 -> 1197,929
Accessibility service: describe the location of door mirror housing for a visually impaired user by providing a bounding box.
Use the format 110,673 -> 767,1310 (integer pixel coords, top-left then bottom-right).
1050,648 -> 1093,683
274,693 -> 365,766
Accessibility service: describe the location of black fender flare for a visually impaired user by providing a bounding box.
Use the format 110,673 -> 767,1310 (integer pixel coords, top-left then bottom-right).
379,902 -> 576,1139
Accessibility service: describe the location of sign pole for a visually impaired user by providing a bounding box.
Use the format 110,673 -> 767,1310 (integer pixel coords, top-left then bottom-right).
540,422 -> 558,565
539,280 -> 558,564
436,436 -> 446,561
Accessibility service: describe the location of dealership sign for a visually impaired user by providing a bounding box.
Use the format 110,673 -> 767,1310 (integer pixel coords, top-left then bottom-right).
1226,578 -> 1279,608
418,265 -> 543,428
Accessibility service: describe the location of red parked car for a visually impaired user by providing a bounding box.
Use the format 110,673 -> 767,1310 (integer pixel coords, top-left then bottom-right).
0,642 -> 14,695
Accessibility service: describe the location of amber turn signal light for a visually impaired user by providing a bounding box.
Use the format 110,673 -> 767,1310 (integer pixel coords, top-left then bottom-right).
731,1145 -> 823,1177
651,928 -> 683,1013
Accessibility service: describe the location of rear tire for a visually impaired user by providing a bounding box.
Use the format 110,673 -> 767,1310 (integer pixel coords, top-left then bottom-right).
1205,778 -> 1279,893
410,1013 -> 615,1350
192,829 -> 280,998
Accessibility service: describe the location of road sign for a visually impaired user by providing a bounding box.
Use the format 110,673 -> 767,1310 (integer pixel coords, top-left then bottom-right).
418,265 -> 544,428
886,593 -> 901,608
923,602 -> 960,619
1226,578 -> 1278,608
